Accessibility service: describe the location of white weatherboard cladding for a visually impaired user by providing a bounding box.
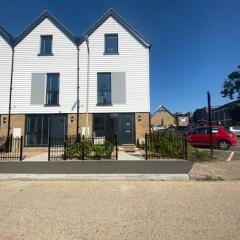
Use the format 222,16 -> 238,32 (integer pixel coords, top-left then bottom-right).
0,37 -> 12,114
79,16 -> 150,113
12,18 -> 77,114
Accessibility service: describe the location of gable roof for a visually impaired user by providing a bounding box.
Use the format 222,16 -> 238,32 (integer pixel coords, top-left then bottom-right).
14,10 -> 77,46
151,105 -> 176,119
0,26 -> 13,46
79,8 -> 151,48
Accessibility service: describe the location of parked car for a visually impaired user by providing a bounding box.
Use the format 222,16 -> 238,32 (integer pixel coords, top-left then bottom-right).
188,126 -> 238,150
229,126 -> 240,137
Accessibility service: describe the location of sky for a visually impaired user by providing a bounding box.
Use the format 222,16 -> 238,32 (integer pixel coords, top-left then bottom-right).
0,0 -> 239,113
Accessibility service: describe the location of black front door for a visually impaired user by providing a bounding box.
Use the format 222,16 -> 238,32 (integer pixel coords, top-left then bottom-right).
25,114 -> 67,146
118,114 -> 135,144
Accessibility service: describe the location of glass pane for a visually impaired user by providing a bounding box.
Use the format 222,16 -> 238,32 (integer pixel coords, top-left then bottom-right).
41,36 -> 52,54
93,114 -> 106,137
97,73 -> 111,104
46,74 -> 59,105
105,35 -> 118,53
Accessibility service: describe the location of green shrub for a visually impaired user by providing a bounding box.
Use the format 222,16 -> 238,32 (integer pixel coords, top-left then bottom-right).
189,147 -> 209,162
149,131 -> 184,158
104,140 -> 114,159
93,145 -> 105,160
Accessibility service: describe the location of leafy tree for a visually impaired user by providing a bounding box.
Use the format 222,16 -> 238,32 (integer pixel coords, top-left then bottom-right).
221,66 -> 240,99
228,104 -> 240,124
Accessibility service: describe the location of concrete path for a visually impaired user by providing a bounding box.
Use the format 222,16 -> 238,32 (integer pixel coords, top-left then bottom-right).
118,151 -> 144,160
24,152 -> 48,162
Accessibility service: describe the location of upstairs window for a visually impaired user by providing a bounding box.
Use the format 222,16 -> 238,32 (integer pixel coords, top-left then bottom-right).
97,73 -> 111,105
46,73 -> 59,105
105,34 -> 118,54
40,35 -> 53,55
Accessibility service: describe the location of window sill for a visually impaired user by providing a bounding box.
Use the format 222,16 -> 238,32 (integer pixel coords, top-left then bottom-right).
44,104 -> 60,107
103,52 -> 119,55
96,103 -> 112,106
38,53 -> 54,56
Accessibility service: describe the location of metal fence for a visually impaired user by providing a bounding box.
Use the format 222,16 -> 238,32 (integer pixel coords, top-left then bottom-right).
48,135 -> 118,161
0,135 -> 23,161
145,131 -> 188,160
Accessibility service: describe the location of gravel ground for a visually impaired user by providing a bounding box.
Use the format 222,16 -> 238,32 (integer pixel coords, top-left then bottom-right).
0,181 -> 240,240
190,160 -> 240,180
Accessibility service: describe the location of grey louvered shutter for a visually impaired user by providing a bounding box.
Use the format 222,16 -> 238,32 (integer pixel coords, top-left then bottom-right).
111,72 -> 126,104
31,73 -> 46,105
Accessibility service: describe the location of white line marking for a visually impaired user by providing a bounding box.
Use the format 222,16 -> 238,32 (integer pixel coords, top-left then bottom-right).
227,152 -> 234,162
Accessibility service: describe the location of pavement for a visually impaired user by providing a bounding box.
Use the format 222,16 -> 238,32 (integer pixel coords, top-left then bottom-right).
190,160 -> 240,180
0,180 -> 239,240
0,160 -> 192,180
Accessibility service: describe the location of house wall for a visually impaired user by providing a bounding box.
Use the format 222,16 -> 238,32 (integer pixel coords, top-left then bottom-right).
0,36 -> 12,114
0,114 -> 25,137
151,111 -> 176,127
135,112 -> 150,143
79,16 -> 150,114
11,18 -> 77,114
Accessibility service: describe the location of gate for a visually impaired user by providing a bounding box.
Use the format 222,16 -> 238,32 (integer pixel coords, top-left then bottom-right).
0,135 -> 23,161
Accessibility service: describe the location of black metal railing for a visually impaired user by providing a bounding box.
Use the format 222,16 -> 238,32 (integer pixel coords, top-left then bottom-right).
0,135 -> 23,161
145,131 -> 188,160
48,134 -> 118,161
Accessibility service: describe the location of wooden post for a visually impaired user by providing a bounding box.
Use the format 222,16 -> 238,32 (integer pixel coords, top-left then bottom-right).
207,91 -> 213,157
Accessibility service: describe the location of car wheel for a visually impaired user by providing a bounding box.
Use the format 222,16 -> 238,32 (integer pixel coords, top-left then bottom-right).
218,140 -> 230,150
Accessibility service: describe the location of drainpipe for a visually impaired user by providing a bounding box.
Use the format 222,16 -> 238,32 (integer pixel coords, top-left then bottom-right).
76,45 -> 80,138
85,35 -> 90,136
7,44 -> 15,144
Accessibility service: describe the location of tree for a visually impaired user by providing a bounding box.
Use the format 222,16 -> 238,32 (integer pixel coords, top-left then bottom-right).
221,66 -> 240,100
228,104 -> 240,125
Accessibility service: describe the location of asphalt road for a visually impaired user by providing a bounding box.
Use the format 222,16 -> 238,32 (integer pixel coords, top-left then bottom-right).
0,181 -> 239,240
0,160 -> 193,174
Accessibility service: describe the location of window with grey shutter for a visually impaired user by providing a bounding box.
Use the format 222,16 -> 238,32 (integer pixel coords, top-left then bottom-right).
31,73 -> 46,105
111,72 -> 126,104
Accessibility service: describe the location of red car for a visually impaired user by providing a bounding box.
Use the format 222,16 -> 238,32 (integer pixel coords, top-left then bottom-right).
188,126 -> 238,150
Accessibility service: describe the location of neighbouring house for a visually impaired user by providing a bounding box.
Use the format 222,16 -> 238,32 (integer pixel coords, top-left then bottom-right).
151,105 -> 176,129
0,9 -> 151,146
192,100 -> 240,127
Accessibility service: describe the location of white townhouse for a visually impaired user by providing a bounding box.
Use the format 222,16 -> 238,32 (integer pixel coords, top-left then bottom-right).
0,9 -> 151,146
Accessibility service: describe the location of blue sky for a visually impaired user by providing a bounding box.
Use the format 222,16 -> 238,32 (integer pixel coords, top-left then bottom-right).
0,0 -> 239,113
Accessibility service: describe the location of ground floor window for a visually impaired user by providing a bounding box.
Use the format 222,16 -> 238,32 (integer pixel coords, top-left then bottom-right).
93,113 -> 135,145
25,114 -> 67,146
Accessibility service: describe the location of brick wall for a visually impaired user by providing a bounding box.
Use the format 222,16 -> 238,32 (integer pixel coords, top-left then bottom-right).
67,113 -> 93,136
135,112 -> 150,144
0,114 -> 25,137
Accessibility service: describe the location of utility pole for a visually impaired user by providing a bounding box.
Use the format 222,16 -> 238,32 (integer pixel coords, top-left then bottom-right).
207,91 -> 213,157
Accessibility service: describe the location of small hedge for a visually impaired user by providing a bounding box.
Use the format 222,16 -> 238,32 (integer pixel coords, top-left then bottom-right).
65,138 -> 114,160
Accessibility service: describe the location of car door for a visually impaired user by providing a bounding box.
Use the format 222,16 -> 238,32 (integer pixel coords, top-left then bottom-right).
189,127 -> 208,146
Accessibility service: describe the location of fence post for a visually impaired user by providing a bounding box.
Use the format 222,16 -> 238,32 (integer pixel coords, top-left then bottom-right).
63,136 -> 67,160
81,136 -> 85,160
184,136 -> 188,160
10,134 -> 13,152
115,134 -> 118,160
19,136 -> 23,161
145,133 -> 148,160
48,135 -> 51,162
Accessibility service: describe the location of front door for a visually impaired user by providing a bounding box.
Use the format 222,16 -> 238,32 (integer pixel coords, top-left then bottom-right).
118,114 -> 135,144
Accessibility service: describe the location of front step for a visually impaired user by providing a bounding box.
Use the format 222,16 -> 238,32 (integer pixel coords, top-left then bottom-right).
119,144 -> 137,152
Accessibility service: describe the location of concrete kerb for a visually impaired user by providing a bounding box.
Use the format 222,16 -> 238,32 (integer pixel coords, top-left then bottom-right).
0,173 -> 190,181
